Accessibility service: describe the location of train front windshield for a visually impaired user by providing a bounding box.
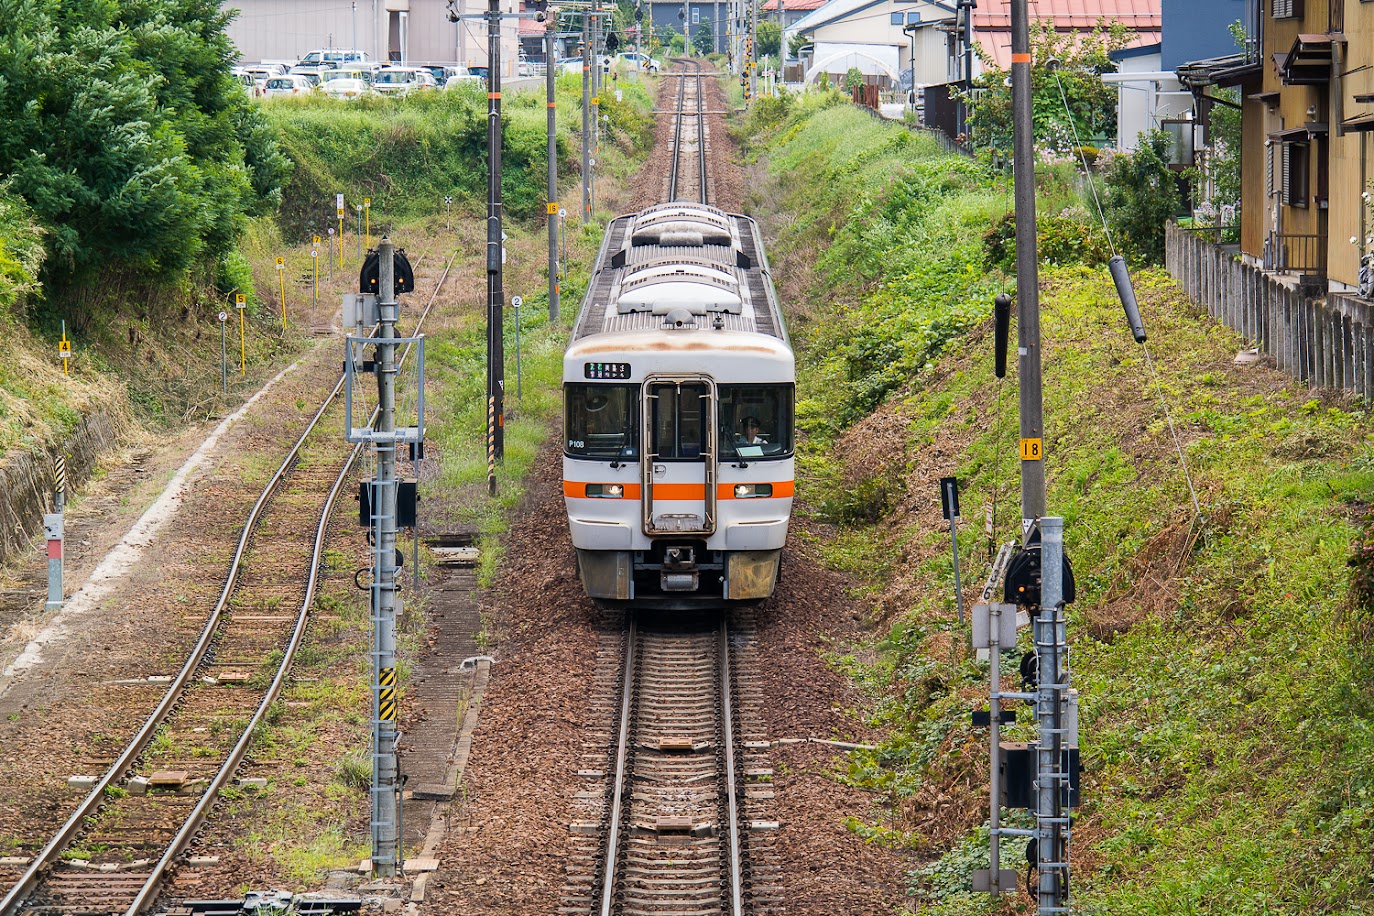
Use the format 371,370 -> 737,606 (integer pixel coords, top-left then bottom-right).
566,382 -> 793,461
719,384 -> 793,459
566,384 -> 639,459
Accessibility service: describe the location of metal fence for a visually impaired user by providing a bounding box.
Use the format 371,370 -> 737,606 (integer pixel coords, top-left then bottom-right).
850,100 -> 973,158
1165,222 -> 1374,401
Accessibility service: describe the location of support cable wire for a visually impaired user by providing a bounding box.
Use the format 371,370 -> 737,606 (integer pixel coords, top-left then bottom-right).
1051,72 -> 1204,523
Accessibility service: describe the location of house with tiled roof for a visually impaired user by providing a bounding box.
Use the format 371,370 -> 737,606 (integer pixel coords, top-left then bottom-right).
762,0 -> 828,30
971,0 -> 1160,70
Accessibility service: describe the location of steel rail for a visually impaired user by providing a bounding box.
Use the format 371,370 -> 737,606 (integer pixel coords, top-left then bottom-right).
1,248 -> 456,916
695,69 -> 709,205
719,617 -> 743,915
125,250 -> 457,915
598,613 -> 637,916
668,63 -> 688,201
597,615 -> 744,915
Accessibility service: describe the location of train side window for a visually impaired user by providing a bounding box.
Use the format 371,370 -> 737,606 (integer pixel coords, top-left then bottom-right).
565,384 -> 638,459
718,384 -> 794,459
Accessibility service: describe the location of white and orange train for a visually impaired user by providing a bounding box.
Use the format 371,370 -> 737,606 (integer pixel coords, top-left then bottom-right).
563,202 -> 794,608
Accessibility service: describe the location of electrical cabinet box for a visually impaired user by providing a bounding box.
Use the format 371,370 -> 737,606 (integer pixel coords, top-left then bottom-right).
1000,742 -> 1080,810
343,293 -> 380,330
359,478 -> 419,528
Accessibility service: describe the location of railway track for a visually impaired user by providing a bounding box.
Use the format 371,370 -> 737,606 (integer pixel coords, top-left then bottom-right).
560,611 -> 783,915
666,60 -> 709,204
0,249 -> 456,916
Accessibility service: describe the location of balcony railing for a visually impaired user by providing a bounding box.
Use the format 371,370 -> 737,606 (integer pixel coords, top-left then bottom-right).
1264,231 -> 1327,278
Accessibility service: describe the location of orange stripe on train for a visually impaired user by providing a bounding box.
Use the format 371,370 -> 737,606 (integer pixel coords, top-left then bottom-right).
563,481 -> 794,499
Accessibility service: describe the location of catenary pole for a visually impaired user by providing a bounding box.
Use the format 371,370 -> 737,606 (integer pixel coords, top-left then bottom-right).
547,22 -> 560,320
1010,0 -> 1045,527
487,0 -> 506,474
749,0 -> 757,101
581,10 -> 591,220
590,0 -> 600,215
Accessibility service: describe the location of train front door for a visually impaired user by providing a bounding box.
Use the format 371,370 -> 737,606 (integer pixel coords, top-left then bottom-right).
641,377 -> 717,537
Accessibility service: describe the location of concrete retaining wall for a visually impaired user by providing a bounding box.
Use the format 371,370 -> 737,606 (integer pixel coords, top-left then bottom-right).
0,400 -> 129,566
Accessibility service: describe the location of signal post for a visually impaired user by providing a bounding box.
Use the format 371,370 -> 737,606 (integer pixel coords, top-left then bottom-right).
346,237 -> 426,878
971,2 -> 1075,913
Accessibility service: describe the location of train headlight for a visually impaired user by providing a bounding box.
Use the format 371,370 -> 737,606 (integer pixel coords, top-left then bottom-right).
586,483 -> 624,498
733,483 -> 773,498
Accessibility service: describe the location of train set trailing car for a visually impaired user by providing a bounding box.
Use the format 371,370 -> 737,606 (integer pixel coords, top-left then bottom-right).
563,202 -> 795,607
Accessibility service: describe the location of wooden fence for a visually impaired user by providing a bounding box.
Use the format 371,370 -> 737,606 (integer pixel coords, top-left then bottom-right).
1164,222 -> 1374,401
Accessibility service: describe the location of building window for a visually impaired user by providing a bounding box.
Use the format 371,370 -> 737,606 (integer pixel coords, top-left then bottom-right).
907,11 -> 921,23
891,12 -> 903,24
1272,0 -> 1304,18
692,8 -> 699,23
1281,141 -> 1309,207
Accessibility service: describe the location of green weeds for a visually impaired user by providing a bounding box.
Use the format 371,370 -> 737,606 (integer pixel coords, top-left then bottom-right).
745,93 -> 1374,914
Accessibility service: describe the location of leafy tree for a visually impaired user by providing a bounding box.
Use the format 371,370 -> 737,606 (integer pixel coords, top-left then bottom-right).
844,67 -> 864,93
692,22 -> 713,56
757,19 -> 781,58
0,0 -> 288,291
1100,129 -> 1180,263
963,19 -> 1130,152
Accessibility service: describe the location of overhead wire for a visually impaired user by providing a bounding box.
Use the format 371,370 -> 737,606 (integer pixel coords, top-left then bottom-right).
1051,70 -> 1204,523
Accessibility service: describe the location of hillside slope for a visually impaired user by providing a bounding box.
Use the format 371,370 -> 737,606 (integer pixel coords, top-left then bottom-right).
741,94 -> 1374,915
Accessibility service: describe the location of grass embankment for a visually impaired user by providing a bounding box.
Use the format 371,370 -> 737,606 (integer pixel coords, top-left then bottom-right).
262,77 -> 655,240
740,93 -> 1374,915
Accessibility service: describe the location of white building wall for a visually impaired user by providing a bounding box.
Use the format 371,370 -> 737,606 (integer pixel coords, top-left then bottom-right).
787,0 -> 954,86
1107,51 -> 1191,151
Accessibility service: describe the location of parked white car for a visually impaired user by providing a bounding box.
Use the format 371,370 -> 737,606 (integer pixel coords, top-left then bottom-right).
231,67 -> 260,96
373,66 -> 436,96
321,77 -> 372,100
298,48 -> 373,71
261,74 -> 315,97
444,69 -> 483,90
616,52 -> 660,72
241,63 -> 286,93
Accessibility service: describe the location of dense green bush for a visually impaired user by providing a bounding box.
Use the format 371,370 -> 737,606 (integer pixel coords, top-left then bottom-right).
0,185 -> 45,317
963,19 -> 1129,152
0,0 -> 288,290
1101,129 -> 1181,263
983,208 -> 1112,272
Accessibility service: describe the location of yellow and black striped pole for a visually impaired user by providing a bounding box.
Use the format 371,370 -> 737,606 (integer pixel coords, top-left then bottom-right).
378,666 -> 397,723
488,395 -> 497,495
45,455 -> 66,611
236,293 -> 246,374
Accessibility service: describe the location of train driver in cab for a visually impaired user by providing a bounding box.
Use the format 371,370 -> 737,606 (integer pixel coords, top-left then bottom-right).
738,416 -> 767,446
